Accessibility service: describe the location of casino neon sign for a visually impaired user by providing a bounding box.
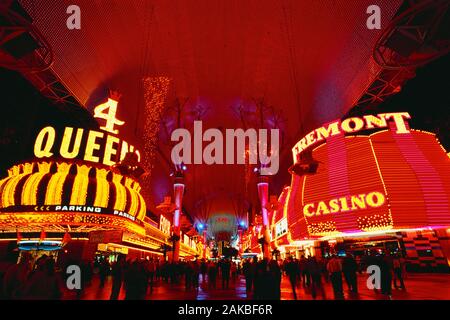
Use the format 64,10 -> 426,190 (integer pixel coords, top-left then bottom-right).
303,191 -> 386,218
33,96 -> 140,166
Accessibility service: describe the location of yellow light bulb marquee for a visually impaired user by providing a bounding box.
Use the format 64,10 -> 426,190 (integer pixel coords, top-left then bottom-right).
0,161 -> 147,231
21,162 -> 51,205
45,162 -> 71,205
94,168 -> 110,207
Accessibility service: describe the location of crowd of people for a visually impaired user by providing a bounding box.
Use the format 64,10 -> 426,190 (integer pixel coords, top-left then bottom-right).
0,251 -> 407,300
93,256 -> 245,298
273,253 -> 407,300
1,253 -> 63,299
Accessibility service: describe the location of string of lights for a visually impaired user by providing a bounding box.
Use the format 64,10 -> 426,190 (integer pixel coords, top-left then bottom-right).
140,76 -> 171,201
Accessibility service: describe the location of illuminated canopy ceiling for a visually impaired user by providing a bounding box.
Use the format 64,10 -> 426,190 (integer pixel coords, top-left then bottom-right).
18,0 -> 405,239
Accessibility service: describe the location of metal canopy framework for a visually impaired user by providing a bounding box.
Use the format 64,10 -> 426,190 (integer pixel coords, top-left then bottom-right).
353,0 -> 450,110
0,1 -> 84,108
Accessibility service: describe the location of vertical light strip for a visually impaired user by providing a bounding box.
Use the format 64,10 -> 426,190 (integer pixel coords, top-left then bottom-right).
326,135 -> 355,232
173,183 -> 185,228
257,182 -> 269,227
69,164 -> 90,205
2,163 -> 34,207
301,175 -> 306,207
0,177 -> 10,202
369,139 -> 394,229
2,175 -> 26,207
45,162 -> 71,205
93,168 -> 109,207
125,177 -> 138,216
112,173 -> 127,211
22,162 -> 51,205
136,193 -> 147,221
287,174 -> 305,239
283,186 -> 292,244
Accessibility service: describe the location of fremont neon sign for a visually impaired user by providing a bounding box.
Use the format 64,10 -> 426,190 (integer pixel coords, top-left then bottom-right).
303,191 -> 386,217
292,112 -> 411,162
33,97 -> 140,166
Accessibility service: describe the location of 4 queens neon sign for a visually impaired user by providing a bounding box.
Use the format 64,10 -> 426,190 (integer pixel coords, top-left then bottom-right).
33,96 -> 140,166
292,112 -> 411,162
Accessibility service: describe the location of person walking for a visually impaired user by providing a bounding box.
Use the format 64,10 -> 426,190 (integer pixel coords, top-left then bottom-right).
284,257 -> 299,300
208,261 -> 217,289
319,257 -> 329,283
308,257 -> 326,300
155,258 -> 161,281
243,257 -> 256,296
254,259 -> 271,299
147,258 -> 157,293
110,255 -> 125,300
200,259 -> 208,283
299,255 -> 309,287
231,262 -> 237,282
327,255 -> 344,300
124,260 -> 147,300
192,260 -> 200,290
342,254 -> 358,293
268,259 -> 282,300
393,255 -> 406,290
184,262 -> 193,291
99,258 -> 109,288
380,253 -> 394,298
220,259 -> 231,290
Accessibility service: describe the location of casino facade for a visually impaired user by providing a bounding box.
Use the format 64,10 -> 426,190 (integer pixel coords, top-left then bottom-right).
0,95 -> 202,265
243,112 -> 450,272
0,159 -> 201,264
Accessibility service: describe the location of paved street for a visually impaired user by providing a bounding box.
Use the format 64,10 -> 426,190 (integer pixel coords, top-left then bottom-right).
66,272 -> 450,300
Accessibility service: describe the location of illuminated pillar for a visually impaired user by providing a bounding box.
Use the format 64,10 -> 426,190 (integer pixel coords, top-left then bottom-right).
238,229 -> 243,254
257,176 -> 270,259
172,176 -> 185,262
202,230 -> 207,259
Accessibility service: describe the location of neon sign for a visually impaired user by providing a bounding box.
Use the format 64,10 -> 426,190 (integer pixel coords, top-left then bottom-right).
159,214 -> 171,235
93,97 -> 125,134
34,126 -> 140,166
275,218 -> 288,238
33,97 -> 140,166
0,204 -> 137,222
0,161 -> 147,223
303,191 -> 386,217
292,112 -> 411,162
216,217 -> 229,223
